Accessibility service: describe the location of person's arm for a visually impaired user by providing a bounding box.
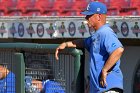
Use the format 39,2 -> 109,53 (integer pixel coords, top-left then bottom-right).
100,47 -> 124,87
55,39 -> 84,60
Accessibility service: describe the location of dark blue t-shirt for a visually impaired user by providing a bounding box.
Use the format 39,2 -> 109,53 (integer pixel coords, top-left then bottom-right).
84,24 -> 123,93
0,72 -> 15,93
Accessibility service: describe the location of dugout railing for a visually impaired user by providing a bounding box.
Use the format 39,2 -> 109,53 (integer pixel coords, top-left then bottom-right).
0,43 -> 83,93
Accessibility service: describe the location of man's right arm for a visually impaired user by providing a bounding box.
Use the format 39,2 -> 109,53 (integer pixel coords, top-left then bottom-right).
55,39 -> 84,60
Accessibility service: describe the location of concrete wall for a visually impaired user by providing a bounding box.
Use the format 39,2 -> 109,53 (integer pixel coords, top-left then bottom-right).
121,46 -> 140,93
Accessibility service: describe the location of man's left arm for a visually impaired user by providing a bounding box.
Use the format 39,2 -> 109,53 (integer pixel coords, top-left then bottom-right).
100,47 -> 124,87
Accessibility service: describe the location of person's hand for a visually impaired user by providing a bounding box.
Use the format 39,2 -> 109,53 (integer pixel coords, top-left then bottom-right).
55,42 -> 67,60
100,69 -> 108,87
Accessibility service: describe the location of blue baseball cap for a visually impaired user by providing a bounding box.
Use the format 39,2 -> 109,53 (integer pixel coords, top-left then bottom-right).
81,1 -> 107,15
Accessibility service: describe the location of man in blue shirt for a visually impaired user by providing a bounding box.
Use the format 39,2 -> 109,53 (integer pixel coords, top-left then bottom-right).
42,80 -> 65,93
26,78 -> 65,93
0,65 -> 15,93
55,1 -> 124,93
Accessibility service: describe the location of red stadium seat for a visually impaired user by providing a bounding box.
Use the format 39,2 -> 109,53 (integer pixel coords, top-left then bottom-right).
0,0 -> 21,16
107,9 -> 120,16
40,9 -> 58,16
17,0 -> 37,13
119,8 -> 139,16
4,0 -> 17,9
73,0 -> 90,13
107,0 -> 130,16
131,0 -> 140,8
4,11 -> 22,16
58,10 -> 77,16
109,0 -> 130,9
54,0 -> 74,13
110,8 -> 139,16
125,0 -> 140,16
0,1 -> 5,13
117,0 -> 140,16
98,0 -> 110,7
130,0 -> 140,14
35,0 -> 55,14
1,0 -> 18,14
53,0 -> 77,16
21,11 -> 41,16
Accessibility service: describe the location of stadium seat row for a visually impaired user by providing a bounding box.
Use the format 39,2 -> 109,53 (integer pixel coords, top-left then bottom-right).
0,0 -> 90,16
0,0 -> 140,16
99,0 -> 140,16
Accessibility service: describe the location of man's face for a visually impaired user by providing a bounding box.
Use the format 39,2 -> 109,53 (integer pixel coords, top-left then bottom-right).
0,65 -> 8,79
85,14 -> 97,29
0,66 -> 4,79
85,14 -> 102,31
85,15 -> 93,21
0,72 -> 2,79
85,15 -> 92,28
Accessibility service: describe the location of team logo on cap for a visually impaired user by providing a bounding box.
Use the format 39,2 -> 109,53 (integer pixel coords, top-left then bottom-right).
87,4 -> 90,10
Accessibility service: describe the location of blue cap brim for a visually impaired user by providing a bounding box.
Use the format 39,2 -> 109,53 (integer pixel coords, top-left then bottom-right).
81,11 -> 94,15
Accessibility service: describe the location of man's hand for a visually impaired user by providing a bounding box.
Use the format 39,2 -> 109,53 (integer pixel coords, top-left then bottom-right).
100,47 -> 124,87
100,69 -> 108,87
55,40 -> 83,60
55,42 -> 67,60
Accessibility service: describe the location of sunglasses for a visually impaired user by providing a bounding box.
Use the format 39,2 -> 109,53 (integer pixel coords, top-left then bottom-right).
85,15 -> 93,20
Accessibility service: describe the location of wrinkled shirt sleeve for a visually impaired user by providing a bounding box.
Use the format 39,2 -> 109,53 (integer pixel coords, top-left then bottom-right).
84,37 -> 92,52
102,31 -> 123,54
